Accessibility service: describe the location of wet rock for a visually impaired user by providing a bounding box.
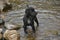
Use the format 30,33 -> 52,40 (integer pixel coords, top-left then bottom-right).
5,23 -> 21,30
4,30 -> 20,40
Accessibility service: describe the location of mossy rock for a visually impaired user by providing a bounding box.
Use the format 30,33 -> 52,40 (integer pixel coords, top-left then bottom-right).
52,30 -> 58,35
45,30 -> 59,36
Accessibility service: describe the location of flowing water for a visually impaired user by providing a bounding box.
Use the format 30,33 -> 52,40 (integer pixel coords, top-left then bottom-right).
1,0 -> 60,40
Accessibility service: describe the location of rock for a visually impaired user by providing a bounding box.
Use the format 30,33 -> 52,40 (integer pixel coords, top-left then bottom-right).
5,23 -> 21,30
4,30 -> 20,40
2,3 -> 12,12
0,33 -> 2,39
0,1 -> 4,12
45,30 -> 59,36
0,28 -> 2,33
0,28 -> 2,39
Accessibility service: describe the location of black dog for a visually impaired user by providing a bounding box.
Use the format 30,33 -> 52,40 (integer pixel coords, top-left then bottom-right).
23,7 -> 39,34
